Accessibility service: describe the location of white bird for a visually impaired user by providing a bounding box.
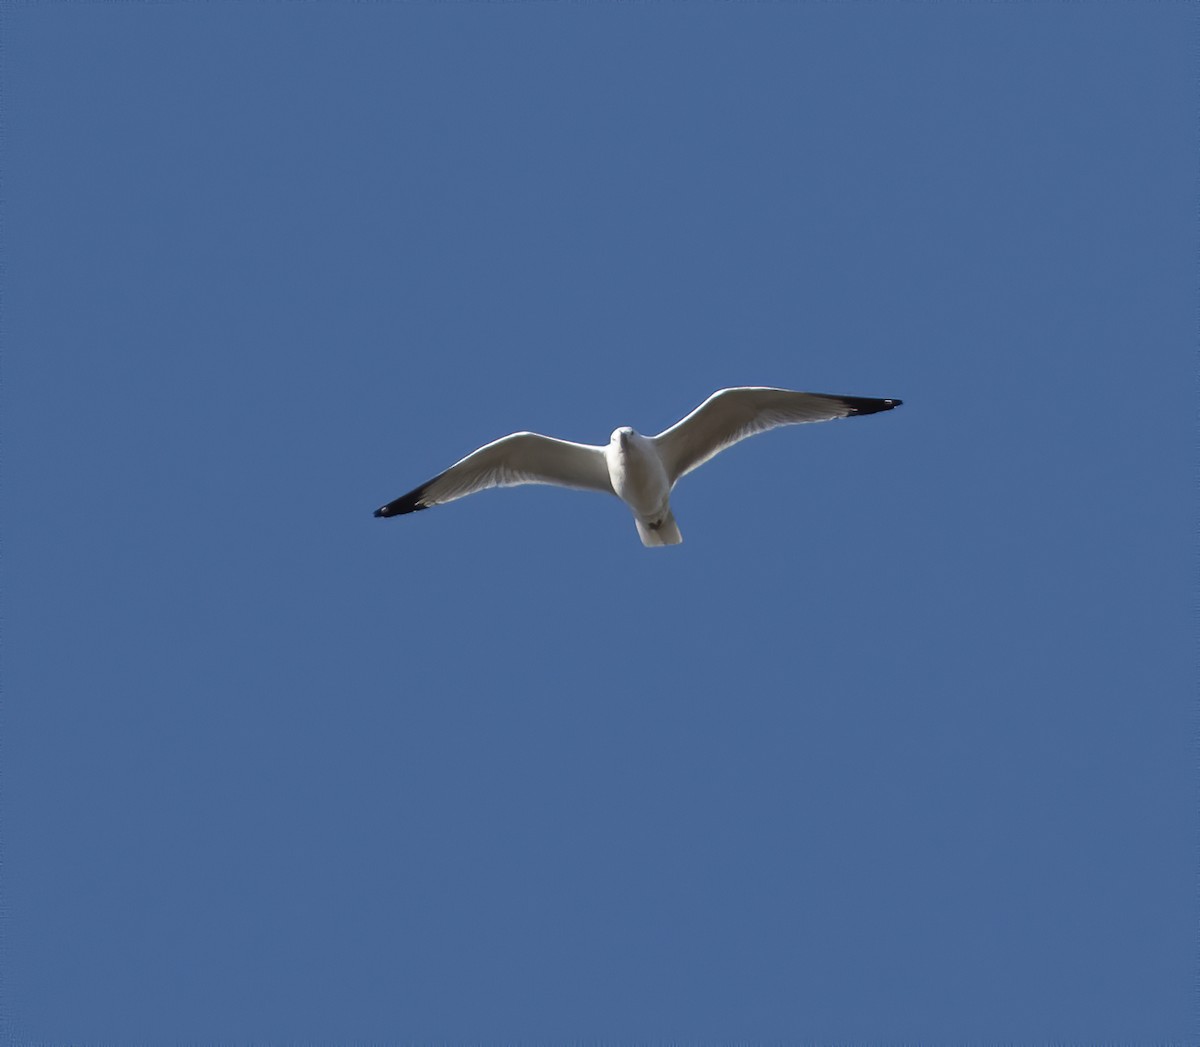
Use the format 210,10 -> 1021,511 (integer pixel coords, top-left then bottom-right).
374,386 -> 902,547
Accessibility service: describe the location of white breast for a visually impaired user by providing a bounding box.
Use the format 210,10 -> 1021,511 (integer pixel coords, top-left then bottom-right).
606,429 -> 671,518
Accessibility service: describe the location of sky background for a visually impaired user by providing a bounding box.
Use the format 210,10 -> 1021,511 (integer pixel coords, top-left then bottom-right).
3,2 -> 1195,1044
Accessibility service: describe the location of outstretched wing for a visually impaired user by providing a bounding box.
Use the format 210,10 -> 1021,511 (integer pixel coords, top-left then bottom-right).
653,387 -> 902,484
375,431 -> 614,517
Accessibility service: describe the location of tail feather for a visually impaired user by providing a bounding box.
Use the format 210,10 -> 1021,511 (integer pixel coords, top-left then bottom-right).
635,510 -> 683,547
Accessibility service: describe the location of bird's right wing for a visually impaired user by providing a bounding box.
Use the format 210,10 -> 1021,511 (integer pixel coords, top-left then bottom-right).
653,387 -> 902,484
375,431 -> 614,517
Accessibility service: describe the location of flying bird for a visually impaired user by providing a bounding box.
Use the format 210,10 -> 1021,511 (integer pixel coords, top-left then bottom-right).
374,386 -> 902,547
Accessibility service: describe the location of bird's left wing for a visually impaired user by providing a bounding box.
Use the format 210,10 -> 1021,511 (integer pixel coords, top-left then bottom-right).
375,431 -> 614,517
653,387 -> 902,484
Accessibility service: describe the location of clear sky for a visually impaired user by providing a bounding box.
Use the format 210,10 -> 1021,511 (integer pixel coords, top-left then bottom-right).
4,3 -> 1194,1043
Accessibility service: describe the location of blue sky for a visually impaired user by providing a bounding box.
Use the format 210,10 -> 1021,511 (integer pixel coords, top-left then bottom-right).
4,3 -> 1194,1043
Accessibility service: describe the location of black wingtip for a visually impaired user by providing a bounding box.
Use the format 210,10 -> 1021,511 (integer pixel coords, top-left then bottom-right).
841,396 -> 903,416
374,484 -> 432,518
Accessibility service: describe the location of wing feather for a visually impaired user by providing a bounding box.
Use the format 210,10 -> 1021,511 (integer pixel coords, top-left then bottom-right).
653,387 -> 902,483
375,432 -> 614,517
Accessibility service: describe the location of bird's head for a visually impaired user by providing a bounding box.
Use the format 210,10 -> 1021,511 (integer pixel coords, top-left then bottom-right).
610,426 -> 635,448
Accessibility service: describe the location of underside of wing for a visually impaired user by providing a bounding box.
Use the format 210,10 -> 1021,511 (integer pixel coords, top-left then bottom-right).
653,387 -> 902,483
374,431 -> 614,518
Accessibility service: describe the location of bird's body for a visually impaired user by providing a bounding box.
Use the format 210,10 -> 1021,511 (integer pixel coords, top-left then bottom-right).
374,386 -> 902,547
604,427 -> 680,546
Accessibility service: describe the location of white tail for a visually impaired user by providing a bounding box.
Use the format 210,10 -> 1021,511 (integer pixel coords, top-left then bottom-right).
635,510 -> 683,548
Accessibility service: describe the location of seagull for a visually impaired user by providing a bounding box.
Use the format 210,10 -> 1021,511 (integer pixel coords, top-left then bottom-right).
374,386 -> 902,546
